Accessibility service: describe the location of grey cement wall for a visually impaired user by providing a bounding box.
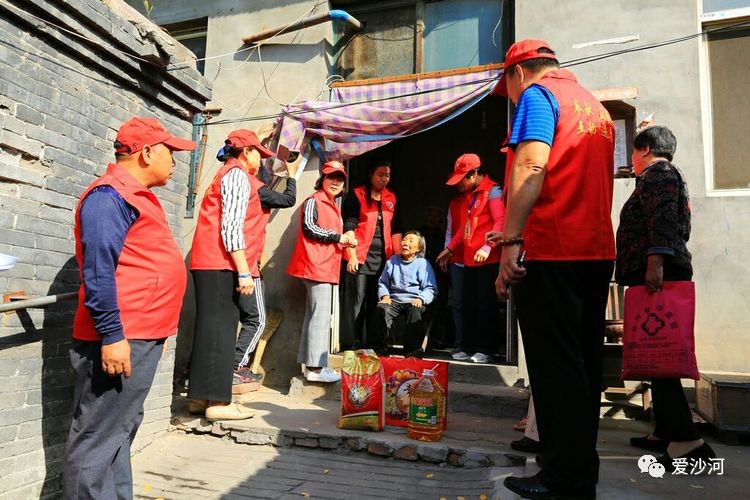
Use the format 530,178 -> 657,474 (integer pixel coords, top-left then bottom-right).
515,0 -> 749,372
125,0 -> 335,387
0,0 -> 210,497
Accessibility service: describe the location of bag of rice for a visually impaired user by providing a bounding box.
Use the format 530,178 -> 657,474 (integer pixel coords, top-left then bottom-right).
338,349 -> 385,431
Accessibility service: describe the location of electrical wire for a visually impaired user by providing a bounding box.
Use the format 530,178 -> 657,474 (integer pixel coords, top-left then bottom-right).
204,17 -> 750,127
491,0 -> 505,48
3,0 -> 750,128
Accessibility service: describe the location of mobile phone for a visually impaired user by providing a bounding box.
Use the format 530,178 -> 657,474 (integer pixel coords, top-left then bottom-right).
517,250 -> 527,266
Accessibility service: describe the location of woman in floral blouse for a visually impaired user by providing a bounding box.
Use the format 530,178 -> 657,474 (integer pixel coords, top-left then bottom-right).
615,125 -> 714,470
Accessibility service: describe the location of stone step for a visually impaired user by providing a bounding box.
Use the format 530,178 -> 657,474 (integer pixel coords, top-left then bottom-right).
171,389 -> 529,469
287,376 -> 528,420
329,352 -> 525,387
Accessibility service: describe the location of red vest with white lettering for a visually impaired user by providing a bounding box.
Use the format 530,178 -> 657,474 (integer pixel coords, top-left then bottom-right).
73,164 -> 187,341
507,69 -> 616,261
346,186 -> 397,264
190,159 -> 265,276
457,176 -> 502,267
447,194 -> 467,265
287,190 -> 344,284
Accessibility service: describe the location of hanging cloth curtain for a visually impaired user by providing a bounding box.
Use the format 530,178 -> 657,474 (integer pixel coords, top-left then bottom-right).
277,65 -> 502,161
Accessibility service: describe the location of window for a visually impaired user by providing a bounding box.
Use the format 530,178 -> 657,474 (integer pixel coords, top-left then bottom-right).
162,18 -> 208,75
332,0 -> 506,80
702,1 -> 750,191
706,25 -> 750,190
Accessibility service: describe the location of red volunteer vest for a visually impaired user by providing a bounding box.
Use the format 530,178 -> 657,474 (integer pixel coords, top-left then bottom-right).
447,194 -> 467,265
190,159 -> 265,276
73,164 -> 187,341
458,176 -> 502,267
346,186 -> 397,264
505,70 -> 616,261
287,190 -> 344,284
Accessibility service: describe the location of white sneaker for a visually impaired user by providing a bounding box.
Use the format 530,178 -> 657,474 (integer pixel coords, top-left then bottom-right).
470,352 -> 491,364
451,351 -> 471,361
305,367 -> 341,383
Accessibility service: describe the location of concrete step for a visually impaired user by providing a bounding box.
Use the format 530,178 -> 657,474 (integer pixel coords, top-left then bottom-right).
287,375 -> 528,420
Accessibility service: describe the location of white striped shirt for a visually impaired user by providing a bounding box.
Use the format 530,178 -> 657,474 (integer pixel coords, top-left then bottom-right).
302,198 -> 340,243
220,168 -> 250,252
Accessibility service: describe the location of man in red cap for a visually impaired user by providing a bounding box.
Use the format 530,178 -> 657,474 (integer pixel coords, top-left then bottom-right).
437,153 -> 505,364
64,117 -> 196,499
489,39 -> 615,499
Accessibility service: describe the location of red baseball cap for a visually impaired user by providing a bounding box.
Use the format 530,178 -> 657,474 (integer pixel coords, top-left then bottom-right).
492,39 -> 557,97
115,117 -> 196,154
225,129 -> 275,158
321,160 -> 347,177
446,153 -> 481,186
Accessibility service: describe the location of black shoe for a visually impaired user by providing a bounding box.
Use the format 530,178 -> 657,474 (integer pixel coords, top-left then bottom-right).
657,442 -> 716,472
511,436 -> 542,453
630,434 -> 668,452
404,348 -> 424,359
503,475 -> 594,499
535,454 -> 544,467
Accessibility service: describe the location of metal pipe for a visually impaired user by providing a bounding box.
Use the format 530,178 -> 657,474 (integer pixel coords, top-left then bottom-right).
0,292 -> 78,313
242,10 -> 361,45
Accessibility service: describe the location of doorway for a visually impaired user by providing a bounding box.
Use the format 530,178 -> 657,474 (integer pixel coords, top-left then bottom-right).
343,94 -> 516,365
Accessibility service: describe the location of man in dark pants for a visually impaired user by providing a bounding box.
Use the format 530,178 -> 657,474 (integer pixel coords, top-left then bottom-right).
64,117 -> 195,499
492,40 -> 616,499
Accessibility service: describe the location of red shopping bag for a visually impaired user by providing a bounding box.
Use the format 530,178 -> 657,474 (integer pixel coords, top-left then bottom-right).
621,281 -> 699,380
380,356 -> 449,429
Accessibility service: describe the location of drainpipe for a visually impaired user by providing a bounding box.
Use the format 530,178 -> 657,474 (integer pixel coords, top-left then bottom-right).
242,10 -> 361,45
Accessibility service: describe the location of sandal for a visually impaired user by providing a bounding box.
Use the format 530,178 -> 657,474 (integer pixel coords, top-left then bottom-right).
513,417 -> 528,432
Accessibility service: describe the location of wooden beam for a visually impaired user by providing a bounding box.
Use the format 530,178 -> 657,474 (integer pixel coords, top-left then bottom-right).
414,0 -> 424,73
330,63 -> 503,88
591,86 -> 639,101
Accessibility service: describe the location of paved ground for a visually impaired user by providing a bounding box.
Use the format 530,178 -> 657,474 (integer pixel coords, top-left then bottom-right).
132,392 -> 749,500
132,434 -> 495,499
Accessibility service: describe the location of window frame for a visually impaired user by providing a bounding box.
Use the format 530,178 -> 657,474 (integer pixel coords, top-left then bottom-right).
700,10 -> 750,196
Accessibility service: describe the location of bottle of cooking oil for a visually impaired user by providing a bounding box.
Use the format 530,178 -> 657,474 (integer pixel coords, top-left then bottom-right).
407,369 -> 445,442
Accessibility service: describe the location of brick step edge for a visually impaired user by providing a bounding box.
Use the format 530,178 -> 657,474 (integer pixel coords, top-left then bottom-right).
169,417 -> 527,469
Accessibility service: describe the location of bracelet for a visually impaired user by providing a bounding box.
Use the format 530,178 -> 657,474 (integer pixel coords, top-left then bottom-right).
238,273 -> 251,279
498,235 -> 524,247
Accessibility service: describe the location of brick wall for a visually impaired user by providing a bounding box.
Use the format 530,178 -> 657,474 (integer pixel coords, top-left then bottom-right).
0,0 -> 210,498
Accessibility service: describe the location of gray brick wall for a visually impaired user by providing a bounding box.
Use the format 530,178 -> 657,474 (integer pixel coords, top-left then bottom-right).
0,0 -> 210,498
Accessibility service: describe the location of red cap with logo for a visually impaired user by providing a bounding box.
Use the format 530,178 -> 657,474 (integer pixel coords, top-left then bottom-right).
321,160 -> 347,177
225,129 -> 275,158
115,117 -> 196,154
446,153 -> 481,186
492,39 -> 557,97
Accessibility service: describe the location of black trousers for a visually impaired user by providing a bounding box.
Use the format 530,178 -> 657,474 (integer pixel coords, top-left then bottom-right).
188,270 -> 239,403
462,263 -> 501,355
652,378 -> 700,442
514,260 -> 613,493
339,268 -> 384,350
64,339 -> 163,500
234,277 -> 266,368
377,301 -> 427,354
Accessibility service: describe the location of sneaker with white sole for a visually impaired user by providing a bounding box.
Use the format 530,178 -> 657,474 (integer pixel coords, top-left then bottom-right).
305,367 -> 341,383
470,352 -> 491,363
451,350 -> 471,361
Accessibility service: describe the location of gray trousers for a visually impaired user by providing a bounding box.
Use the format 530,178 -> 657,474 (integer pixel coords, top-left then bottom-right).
64,339 -> 163,500
297,279 -> 332,368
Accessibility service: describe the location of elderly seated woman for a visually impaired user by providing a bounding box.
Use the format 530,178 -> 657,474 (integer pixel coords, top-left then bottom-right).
376,230 -> 438,357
